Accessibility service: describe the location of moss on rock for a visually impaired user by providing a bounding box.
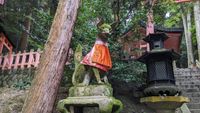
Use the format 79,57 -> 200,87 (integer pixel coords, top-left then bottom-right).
69,85 -> 113,97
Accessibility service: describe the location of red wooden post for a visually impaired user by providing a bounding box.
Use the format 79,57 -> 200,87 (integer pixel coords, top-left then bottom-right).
146,11 -> 154,36
7,53 -> 13,69
34,49 -> 41,67
21,51 -> 27,69
9,46 -> 13,55
14,51 -> 21,69
140,43 -> 150,51
28,49 -> 34,68
0,33 -> 13,56
2,55 -> 9,70
4,36 -> 13,53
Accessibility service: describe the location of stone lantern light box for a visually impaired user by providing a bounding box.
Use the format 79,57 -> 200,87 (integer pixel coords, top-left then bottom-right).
138,33 -> 181,96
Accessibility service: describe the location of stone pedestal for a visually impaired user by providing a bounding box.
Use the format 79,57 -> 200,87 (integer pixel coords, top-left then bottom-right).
69,85 -> 113,97
57,85 -> 123,113
140,96 -> 190,113
143,83 -> 181,96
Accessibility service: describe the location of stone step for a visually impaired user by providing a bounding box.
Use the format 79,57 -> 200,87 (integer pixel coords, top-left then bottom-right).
187,104 -> 200,110
188,97 -> 200,104
190,109 -> 200,113
184,92 -> 200,98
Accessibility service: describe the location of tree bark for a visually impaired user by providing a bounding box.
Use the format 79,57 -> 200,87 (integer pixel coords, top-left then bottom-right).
181,8 -> 194,67
22,0 -> 80,113
194,0 -> 200,61
18,14 -> 31,51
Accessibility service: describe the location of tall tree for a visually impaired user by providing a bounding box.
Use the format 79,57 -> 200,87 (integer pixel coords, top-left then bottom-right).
21,0 -> 81,113
194,0 -> 200,61
181,5 -> 194,67
18,13 -> 31,51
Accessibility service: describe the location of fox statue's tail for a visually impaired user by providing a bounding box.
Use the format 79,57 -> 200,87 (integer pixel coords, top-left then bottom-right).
72,44 -> 86,85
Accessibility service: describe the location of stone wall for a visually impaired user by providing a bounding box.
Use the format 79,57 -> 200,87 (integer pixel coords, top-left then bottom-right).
175,68 -> 200,113
0,68 -> 35,88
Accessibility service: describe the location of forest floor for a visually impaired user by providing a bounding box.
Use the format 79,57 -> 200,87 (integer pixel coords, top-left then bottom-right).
0,86 -> 154,113
0,87 -> 27,113
0,85 -> 186,113
0,78 -> 161,113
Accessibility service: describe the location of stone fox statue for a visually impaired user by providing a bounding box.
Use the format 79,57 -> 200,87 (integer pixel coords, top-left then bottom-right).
72,23 -> 112,86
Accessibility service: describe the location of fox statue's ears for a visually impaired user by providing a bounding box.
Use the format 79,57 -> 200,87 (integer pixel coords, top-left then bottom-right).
96,18 -> 118,34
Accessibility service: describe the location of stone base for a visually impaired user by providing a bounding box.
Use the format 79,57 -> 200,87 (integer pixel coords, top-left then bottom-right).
57,96 -> 123,113
140,96 -> 190,113
69,85 -> 113,97
144,84 -> 181,96
57,85 -> 123,113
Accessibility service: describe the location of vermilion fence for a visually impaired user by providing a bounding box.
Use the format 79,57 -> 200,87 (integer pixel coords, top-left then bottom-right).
0,49 -> 41,70
0,48 -> 73,70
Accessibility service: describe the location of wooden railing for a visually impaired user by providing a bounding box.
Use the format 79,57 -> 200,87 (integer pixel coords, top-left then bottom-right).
0,49 -> 42,70
0,48 -> 73,70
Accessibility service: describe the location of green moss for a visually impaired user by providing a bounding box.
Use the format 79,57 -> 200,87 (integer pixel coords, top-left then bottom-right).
111,97 -> 123,113
99,103 -> 113,113
57,96 -> 123,113
69,85 -> 113,97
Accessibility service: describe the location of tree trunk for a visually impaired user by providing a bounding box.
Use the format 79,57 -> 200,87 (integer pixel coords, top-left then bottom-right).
21,0 -> 80,113
18,14 -> 31,51
181,8 -> 194,67
194,0 -> 200,61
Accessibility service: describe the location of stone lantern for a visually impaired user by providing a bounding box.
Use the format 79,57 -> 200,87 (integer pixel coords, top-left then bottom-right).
138,33 -> 181,96
138,33 -> 189,113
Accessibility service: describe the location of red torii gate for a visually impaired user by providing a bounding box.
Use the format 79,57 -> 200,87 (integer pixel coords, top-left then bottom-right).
0,32 -> 13,55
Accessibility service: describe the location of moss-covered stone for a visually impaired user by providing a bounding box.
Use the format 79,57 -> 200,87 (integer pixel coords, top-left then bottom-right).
140,96 -> 190,113
57,96 -> 123,113
69,85 -> 113,97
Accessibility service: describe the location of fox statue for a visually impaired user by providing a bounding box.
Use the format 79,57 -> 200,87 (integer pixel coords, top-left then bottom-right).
72,22 -> 112,86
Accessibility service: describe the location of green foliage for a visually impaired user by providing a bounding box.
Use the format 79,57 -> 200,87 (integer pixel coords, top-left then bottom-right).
60,66 -> 74,87
0,0 -> 53,51
13,79 -> 31,90
110,60 -> 146,83
1,0 -> 193,83
72,0 -> 113,52
28,8 -> 53,50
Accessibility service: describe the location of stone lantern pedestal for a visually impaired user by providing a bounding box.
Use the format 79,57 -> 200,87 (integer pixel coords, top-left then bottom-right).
140,96 -> 189,113
57,85 -> 123,113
